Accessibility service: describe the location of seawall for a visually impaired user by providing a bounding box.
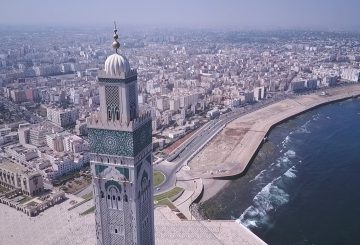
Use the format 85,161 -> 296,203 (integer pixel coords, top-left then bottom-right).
189,84 -> 360,181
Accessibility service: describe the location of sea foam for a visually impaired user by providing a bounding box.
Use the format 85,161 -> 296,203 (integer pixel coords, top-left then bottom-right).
284,166 -> 297,178
285,150 -> 296,158
239,177 -> 289,228
295,120 -> 311,134
281,135 -> 291,148
249,169 -> 267,183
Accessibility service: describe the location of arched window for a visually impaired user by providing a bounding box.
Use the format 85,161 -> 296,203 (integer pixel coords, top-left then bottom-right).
101,191 -> 104,198
111,107 -> 115,121
117,196 -> 122,210
107,186 -> 120,209
107,106 -> 112,120
115,107 -> 120,120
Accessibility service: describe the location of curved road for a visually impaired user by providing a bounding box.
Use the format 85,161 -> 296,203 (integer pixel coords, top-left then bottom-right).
153,94 -> 291,194
153,83 -> 355,194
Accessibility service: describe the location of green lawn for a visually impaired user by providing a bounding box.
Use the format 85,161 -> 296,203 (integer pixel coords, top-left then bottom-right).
18,196 -> 34,204
155,198 -> 177,210
53,171 -> 81,186
154,187 -> 183,203
81,193 -> 93,201
80,206 -> 95,216
26,201 -> 38,207
153,171 -> 166,187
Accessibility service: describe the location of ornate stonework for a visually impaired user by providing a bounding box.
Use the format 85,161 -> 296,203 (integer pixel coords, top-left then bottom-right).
88,121 -> 152,157
89,26 -> 154,245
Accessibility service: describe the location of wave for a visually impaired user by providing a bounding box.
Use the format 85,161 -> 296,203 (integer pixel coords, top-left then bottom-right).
294,120 -> 311,134
312,113 -> 320,121
281,135 -> 292,148
249,169 -> 267,183
275,150 -> 296,167
239,176 -> 289,228
284,166 -> 297,178
285,150 -> 296,158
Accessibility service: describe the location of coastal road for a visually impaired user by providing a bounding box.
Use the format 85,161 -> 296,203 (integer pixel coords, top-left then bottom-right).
153,94 -> 292,194
154,82 -> 356,194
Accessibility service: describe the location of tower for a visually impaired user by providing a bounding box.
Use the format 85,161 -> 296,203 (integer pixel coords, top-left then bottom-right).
88,24 -> 154,245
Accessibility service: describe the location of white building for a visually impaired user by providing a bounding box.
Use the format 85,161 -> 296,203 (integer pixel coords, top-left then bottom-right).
0,127 -> 18,146
5,144 -> 38,165
19,124 -> 57,147
18,127 -> 30,146
168,129 -> 186,139
46,133 -> 66,152
0,128 -> 11,137
29,126 -> 51,147
63,135 -> 87,153
0,132 -> 18,146
47,107 -> 80,127
75,118 -> 88,136
207,108 -> 220,119
0,159 -> 44,196
156,97 -> 170,112
45,151 -> 89,178
341,68 -> 360,82
253,86 -> 266,101
169,98 -> 180,111
322,76 -> 338,87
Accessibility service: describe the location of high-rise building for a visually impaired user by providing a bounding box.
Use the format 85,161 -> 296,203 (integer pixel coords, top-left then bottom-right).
253,86 -> 266,101
46,107 -> 80,128
29,126 -> 51,147
341,68 -> 360,82
88,26 -> 154,245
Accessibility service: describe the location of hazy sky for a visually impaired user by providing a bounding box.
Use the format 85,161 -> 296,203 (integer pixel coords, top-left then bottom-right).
1,0 -> 359,30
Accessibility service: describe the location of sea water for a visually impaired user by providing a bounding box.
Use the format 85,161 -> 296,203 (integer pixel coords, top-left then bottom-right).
200,98 -> 360,244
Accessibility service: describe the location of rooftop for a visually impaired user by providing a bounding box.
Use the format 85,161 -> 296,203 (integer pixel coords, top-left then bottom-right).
0,158 -> 27,173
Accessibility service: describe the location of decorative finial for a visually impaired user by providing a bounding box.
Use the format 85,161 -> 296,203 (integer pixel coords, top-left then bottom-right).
112,21 -> 120,53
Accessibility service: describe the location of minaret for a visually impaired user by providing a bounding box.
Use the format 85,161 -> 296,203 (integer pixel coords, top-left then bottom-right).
88,24 -> 154,245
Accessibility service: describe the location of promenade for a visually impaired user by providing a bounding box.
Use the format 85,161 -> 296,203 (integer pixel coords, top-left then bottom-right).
188,85 -> 360,181
149,84 -> 360,244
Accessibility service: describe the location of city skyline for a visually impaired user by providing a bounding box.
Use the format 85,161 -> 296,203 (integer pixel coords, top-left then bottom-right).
1,0 -> 360,31
1,2 -> 360,243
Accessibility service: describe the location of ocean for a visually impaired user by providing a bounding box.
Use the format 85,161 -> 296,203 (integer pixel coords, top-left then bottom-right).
199,98 -> 360,244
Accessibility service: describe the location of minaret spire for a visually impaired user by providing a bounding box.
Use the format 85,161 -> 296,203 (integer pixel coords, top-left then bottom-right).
112,21 -> 120,53
88,23 -> 154,245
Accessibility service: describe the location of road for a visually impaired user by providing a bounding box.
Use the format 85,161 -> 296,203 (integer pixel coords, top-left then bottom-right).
153,83 -> 355,194
153,93 -> 292,194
